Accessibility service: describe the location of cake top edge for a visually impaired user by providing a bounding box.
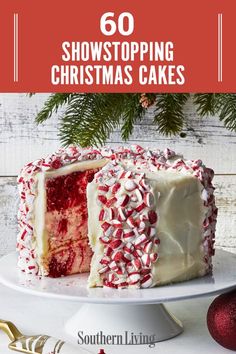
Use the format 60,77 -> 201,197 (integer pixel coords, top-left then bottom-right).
17,144 -> 215,184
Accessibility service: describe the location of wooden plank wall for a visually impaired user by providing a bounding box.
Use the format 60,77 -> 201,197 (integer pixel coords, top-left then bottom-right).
0,93 -> 235,256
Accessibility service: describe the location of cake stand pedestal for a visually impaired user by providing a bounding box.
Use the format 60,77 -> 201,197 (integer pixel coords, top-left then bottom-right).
65,303 -> 183,343
0,250 -> 236,350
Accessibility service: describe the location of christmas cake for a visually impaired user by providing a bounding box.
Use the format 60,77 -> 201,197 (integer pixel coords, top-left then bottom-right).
17,145 -> 217,289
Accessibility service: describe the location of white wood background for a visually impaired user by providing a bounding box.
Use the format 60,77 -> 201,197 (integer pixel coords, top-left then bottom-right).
0,93 -> 235,257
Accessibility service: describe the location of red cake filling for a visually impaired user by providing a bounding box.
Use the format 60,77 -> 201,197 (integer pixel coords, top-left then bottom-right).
45,169 -> 98,277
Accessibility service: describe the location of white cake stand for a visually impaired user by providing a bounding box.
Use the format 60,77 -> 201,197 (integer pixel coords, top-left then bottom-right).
0,250 -> 236,349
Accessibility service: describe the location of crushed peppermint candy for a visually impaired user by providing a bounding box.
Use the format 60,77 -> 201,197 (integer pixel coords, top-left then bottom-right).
95,160 -> 160,289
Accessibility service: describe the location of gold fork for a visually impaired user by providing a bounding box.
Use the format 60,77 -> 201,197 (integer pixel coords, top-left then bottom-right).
0,319 -> 91,354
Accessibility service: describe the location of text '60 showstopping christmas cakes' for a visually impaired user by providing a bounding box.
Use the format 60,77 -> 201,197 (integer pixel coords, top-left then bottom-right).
17,145 -> 217,289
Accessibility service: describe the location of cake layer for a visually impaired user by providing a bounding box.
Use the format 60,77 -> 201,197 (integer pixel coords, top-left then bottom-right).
45,170 -> 96,251
47,238 -> 93,277
33,158 -> 108,276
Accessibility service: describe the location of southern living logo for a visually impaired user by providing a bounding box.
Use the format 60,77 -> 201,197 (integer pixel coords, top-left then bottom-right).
78,330 -> 157,348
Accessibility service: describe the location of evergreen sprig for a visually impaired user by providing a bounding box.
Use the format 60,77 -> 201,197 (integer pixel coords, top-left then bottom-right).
36,93 -> 74,123
34,93 -> 236,147
59,93 -> 145,146
218,94 -> 236,131
193,93 -> 223,117
154,93 -> 189,135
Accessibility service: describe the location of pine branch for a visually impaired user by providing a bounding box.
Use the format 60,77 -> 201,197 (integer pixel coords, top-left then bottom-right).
35,93 -> 73,124
120,94 -> 145,140
59,94 -> 131,147
154,93 -> 190,135
193,93 -> 221,116
218,94 -> 236,131
32,92 -> 236,146
59,94 -> 94,146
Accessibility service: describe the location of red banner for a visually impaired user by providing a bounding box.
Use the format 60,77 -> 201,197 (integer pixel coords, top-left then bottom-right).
0,0 -> 235,92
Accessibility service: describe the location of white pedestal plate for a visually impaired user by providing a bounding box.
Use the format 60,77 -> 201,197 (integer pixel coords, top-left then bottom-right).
0,250 -> 236,350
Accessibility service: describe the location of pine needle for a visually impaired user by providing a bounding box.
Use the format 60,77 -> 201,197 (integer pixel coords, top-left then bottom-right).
59,94 -> 131,147
154,93 -> 189,135
121,94 -> 145,140
218,94 -> 236,131
193,93 -> 221,116
35,93 -> 73,124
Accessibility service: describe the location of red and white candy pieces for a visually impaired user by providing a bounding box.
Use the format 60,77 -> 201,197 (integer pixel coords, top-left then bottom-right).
96,161 -> 160,289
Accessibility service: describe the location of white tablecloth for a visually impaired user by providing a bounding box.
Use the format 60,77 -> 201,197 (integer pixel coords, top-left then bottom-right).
0,284 -> 228,354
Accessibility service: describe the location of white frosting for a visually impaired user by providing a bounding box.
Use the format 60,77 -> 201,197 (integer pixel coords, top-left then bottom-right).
87,168 -> 206,288
43,158 -> 108,178
149,171 -> 206,285
33,172 -> 46,272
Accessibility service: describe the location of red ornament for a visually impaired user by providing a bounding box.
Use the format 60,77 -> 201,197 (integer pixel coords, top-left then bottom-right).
98,350 -> 106,354
207,290 -> 236,350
